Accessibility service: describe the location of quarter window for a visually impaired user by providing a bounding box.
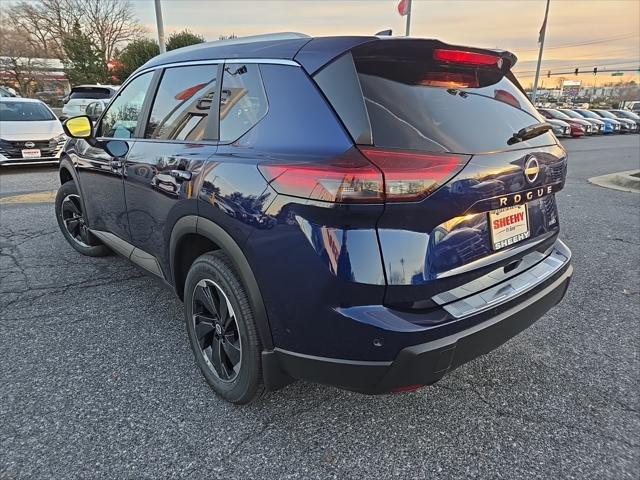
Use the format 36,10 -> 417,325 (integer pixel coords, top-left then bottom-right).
219,64 -> 268,142
145,65 -> 218,141
99,72 -> 153,139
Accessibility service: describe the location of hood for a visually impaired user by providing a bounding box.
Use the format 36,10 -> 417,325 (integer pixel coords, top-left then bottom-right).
547,118 -> 570,127
569,118 -> 591,127
0,120 -> 64,140
585,117 -> 605,125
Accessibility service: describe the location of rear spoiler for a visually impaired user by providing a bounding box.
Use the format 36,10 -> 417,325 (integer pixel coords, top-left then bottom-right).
295,36 -> 517,76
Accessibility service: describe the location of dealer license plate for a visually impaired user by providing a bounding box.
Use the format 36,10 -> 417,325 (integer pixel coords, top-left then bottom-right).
21,149 -> 41,158
489,204 -> 530,251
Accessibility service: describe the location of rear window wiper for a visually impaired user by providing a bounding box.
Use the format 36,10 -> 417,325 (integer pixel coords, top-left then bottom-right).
508,122 -> 552,145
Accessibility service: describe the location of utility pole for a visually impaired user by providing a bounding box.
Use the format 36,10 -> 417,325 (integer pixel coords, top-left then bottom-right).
154,0 -> 166,54
405,0 -> 412,37
531,0 -> 551,105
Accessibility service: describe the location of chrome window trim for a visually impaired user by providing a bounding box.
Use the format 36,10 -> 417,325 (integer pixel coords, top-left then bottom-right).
137,58 -> 298,76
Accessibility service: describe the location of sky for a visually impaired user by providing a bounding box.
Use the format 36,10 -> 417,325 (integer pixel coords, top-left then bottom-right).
133,0 -> 640,87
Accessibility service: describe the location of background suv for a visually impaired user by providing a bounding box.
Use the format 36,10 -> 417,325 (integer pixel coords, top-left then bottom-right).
56,33 -> 572,404
61,85 -> 119,120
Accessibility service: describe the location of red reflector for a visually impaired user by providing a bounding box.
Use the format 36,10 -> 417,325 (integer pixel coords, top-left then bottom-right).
359,147 -> 469,202
392,384 -> 424,393
259,158 -> 384,204
433,49 -> 501,66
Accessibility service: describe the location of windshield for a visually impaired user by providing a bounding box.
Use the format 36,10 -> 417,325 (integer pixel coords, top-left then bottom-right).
0,101 -> 55,121
559,109 -> 582,119
595,110 -> 616,119
613,110 -> 639,120
548,109 -> 571,120
576,109 -> 599,119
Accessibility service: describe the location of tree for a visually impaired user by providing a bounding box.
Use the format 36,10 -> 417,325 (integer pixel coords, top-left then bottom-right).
0,27 -> 47,96
84,0 -> 145,65
166,30 -> 205,51
62,22 -> 108,85
6,0 -> 143,63
115,39 -> 159,82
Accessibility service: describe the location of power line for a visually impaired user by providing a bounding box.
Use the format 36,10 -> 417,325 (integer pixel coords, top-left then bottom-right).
514,59 -> 640,76
518,33 -> 639,52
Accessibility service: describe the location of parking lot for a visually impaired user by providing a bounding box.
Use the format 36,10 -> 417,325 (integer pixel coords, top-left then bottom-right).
1,134 -> 638,479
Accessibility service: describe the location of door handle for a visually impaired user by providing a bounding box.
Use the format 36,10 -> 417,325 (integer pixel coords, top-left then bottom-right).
168,170 -> 192,182
110,159 -> 123,169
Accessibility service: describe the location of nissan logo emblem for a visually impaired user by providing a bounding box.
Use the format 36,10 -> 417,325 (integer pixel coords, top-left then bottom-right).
524,156 -> 540,184
25,141 -> 35,148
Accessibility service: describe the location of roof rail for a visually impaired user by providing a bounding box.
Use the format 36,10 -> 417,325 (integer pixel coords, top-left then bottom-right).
205,32 -> 310,47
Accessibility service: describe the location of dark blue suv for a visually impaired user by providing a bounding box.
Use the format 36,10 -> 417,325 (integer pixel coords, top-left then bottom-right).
56,33 -> 572,404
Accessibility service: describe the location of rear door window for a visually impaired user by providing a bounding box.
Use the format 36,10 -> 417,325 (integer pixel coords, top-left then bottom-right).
219,64 -> 268,142
351,45 -> 553,154
145,65 -> 218,141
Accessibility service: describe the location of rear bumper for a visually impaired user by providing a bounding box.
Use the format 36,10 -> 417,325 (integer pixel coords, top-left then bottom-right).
267,247 -> 572,394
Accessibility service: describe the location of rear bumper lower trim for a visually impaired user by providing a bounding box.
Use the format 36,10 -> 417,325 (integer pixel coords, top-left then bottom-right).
271,261 -> 572,394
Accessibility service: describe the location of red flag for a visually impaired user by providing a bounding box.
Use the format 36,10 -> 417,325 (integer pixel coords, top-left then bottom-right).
397,0 -> 409,16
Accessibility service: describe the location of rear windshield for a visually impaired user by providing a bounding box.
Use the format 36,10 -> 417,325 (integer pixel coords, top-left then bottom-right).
70,87 -> 114,100
351,46 -> 554,154
0,101 -> 55,121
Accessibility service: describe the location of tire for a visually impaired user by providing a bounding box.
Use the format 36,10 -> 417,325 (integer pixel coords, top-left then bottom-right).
55,181 -> 110,257
184,251 -> 264,404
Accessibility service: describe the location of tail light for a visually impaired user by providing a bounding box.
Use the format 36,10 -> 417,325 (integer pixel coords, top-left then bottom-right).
259,155 -> 384,203
360,147 -> 470,202
433,49 -> 502,67
260,148 -> 469,204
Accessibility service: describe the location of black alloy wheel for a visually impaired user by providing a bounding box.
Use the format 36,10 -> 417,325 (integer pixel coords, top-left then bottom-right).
55,180 -> 109,257
192,279 -> 242,382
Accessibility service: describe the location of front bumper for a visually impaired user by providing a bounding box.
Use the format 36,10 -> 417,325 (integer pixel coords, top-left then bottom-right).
267,241 -> 572,394
0,156 -> 60,166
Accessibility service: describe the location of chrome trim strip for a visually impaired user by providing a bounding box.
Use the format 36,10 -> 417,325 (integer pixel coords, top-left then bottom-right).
225,58 -> 299,66
441,240 -> 571,319
137,58 -> 299,75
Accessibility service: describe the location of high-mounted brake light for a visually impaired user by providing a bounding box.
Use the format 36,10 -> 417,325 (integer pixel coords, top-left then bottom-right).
433,49 -> 502,67
359,147 -> 470,202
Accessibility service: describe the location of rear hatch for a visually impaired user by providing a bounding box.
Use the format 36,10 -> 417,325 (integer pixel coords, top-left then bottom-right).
64,87 -> 114,114
313,38 -> 566,311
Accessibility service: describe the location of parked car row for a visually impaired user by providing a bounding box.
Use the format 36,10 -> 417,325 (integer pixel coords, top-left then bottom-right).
538,107 -> 640,137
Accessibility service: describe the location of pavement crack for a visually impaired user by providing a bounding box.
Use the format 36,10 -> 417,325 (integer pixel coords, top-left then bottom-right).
218,391 -> 340,468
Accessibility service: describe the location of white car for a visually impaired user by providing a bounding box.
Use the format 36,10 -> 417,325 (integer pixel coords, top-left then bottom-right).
0,98 -> 66,166
61,85 -> 119,119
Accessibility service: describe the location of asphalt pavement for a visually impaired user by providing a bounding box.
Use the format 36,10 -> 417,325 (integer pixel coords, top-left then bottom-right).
1,135 -> 639,479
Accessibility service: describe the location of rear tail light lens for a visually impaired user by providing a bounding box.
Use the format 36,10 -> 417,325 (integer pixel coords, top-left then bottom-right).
433,49 -> 502,67
259,148 -> 469,204
359,147 -> 470,202
259,156 -> 384,204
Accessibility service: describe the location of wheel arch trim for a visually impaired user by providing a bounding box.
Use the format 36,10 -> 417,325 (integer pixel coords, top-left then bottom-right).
170,215 -> 274,350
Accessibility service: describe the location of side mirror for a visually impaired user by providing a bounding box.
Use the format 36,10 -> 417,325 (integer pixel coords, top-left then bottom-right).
86,101 -> 104,122
63,115 -> 93,139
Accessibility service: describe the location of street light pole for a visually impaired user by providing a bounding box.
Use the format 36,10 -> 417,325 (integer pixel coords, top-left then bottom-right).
532,0 -> 551,104
154,0 -> 166,54
404,0 -> 413,36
